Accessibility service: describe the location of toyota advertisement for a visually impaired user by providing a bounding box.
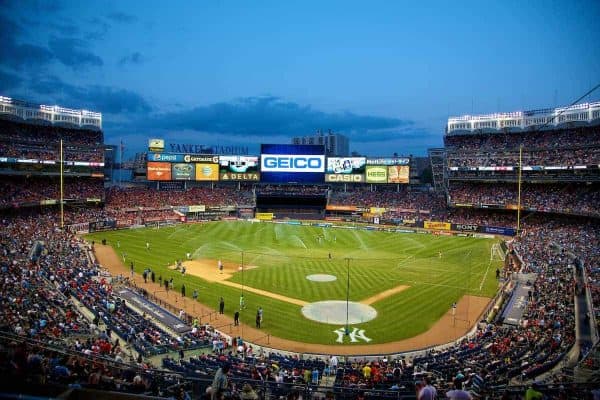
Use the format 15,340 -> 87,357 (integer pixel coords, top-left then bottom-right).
325,157 -> 366,183
260,144 -> 325,183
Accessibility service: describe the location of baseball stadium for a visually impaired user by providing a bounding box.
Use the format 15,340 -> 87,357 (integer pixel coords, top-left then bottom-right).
1,3 -> 599,399
0,94 -> 598,399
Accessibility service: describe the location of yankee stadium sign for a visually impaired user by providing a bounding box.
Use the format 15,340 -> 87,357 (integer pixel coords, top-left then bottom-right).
169,143 -> 249,155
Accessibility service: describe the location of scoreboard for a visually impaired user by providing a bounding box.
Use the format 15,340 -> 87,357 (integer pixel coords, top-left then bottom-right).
147,151 -> 409,184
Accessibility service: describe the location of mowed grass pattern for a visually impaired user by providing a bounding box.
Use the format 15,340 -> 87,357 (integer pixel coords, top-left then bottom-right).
86,221 -> 502,345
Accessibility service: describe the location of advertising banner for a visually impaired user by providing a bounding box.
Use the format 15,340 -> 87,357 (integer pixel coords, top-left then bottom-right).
219,155 -> 260,181
185,154 -> 219,163
366,157 -> 410,165
370,207 -> 387,214
260,144 -> 325,183
326,157 -> 366,174
387,165 -> 410,183
148,138 -> 165,152
325,174 -> 365,183
148,153 -> 184,162
172,163 -> 195,180
147,162 -> 172,180
325,205 -> 357,212
424,221 -> 451,230
194,163 -> 219,181
451,223 -> 479,232
188,205 -> 206,213
482,226 -> 516,236
365,165 -> 388,183
256,212 -> 274,220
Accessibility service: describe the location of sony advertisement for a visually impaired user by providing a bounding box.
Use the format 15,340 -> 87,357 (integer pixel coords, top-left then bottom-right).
325,157 -> 366,183
219,155 -> 260,181
260,144 -> 325,183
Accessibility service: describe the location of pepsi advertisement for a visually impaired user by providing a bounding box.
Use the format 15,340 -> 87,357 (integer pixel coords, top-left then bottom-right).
260,144 -> 325,183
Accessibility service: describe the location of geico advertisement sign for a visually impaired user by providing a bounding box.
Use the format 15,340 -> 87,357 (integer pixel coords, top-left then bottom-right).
261,154 -> 325,172
365,166 -> 387,183
325,174 -> 364,183
194,163 -> 219,181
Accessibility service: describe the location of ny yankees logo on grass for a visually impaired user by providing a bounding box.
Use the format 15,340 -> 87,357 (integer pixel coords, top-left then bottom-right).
333,327 -> 372,343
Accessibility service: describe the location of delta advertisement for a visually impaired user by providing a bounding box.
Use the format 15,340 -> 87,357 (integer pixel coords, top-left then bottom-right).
219,155 -> 260,181
147,162 -> 172,180
325,157 -> 366,183
260,144 -> 325,184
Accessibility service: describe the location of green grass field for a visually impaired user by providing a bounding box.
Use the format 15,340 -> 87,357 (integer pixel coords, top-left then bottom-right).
85,221 -> 503,345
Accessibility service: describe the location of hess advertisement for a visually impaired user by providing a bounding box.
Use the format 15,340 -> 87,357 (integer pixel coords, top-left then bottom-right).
194,163 -> 219,181
325,157 -> 366,183
365,165 -> 388,183
219,156 -> 260,181
147,162 -> 172,180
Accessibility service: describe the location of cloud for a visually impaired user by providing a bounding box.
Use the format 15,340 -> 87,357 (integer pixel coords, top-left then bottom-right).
0,15 -> 55,70
118,52 -> 144,66
48,37 -> 103,69
149,96 -> 415,141
85,17 -> 110,41
0,69 -> 24,91
106,12 -> 137,24
48,21 -> 80,36
29,76 -> 151,114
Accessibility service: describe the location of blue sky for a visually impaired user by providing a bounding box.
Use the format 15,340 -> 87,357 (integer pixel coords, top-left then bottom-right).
1,0 -> 599,157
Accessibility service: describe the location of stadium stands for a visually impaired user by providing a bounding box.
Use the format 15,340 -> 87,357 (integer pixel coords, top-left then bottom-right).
0,99 -> 598,399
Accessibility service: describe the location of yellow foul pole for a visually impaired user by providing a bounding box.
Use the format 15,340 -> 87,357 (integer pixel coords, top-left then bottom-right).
516,145 -> 522,235
60,139 -> 64,229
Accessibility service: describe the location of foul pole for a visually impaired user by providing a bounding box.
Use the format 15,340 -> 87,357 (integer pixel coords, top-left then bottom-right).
516,145 -> 523,235
60,139 -> 64,229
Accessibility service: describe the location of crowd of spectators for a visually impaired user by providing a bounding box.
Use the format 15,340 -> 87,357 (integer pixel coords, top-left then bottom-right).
0,119 -> 103,146
329,187 -> 445,213
0,202 -> 597,398
445,127 -> 600,168
0,177 -> 104,208
448,182 -> 600,217
106,186 -> 255,209
0,141 -> 104,163
0,211 -> 234,397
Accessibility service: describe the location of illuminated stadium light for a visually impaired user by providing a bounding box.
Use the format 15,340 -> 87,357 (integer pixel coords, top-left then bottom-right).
447,101 -> 600,134
0,95 -> 102,129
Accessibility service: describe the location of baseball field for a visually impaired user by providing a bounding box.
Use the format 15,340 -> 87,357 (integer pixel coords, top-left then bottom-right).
86,221 -> 503,350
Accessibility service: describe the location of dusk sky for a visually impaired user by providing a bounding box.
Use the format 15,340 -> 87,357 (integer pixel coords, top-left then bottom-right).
1,0 -> 599,157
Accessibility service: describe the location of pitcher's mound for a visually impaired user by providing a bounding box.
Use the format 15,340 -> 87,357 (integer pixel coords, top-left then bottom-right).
306,274 -> 337,282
